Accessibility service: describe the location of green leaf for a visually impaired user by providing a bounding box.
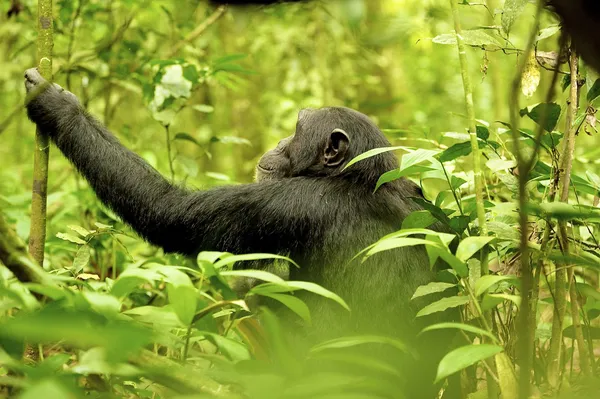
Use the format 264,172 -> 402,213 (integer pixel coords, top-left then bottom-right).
455,236 -> 495,262
411,282 -> 456,300
344,146 -> 406,170
474,275 -> 518,296
220,269 -> 286,284
310,335 -> 409,355
68,224 -> 92,237
521,102 -> 561,132
56,232 -> 86,245
192,104 -> 215,113
168,284 -> 197,325
435,344 -> 504,383
432,30 -> 503,48
476,125 -> 489,140
364,237 -> 431,259
285,281 -> 350,310
438,141 -> 471,163
72,245 -> 90,274
400,149 -> 440,170
401,210 -> 438,229
536,25 -> 560,42
259,293 -> 311,323
421,322 -> 498,343
214,253 -> 298,269
82,292 -> 121,317
587,79 -> 600,103
111,268 -> 162,298
416,296 -> 470,317
501,0 -> 528,35
375,165 -> 434,191
173,132 -> 202,147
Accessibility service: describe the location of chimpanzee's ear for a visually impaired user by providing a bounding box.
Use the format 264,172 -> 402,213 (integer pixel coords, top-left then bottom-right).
324,128 -> 350,167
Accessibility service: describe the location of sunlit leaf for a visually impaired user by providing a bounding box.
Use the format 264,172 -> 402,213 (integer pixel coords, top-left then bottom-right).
221,269 -> 286,283
455,236 -> 494,262
411,282 -> 456,300
416,295 -> 470,317
420,322 -> 498,343
474,275 -> 518,296
56,232 -> 86,245
344,146 -> 406,170
435,344 -> 503,383
214,253 -> 298,269
259,293 -> 311,323
502,0 -> 528,35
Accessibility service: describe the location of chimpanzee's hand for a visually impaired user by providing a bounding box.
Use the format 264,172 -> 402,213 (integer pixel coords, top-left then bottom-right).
24,68 -> 81,136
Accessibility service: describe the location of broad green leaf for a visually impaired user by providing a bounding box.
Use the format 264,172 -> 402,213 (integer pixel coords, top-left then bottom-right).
173,132 -> 202,147
364,237 -> 431,259
82,292 -> 121,317
416,295 -> 470,317
401,210 -> 437,229
495,352 -> 518,399
72,245 -> 90,274
68,224 -> 92,237
344,146 -> 406,170
259,293 -> 311,323
56,232 -> 86,245
111,268 -> 162,298
124,305 -> 183,328
420,322 -> 498,343
438,142 -> 471,163
221,269 -> 286,284
587,79 -> 600,103
486,159 -> 517,172
19,379 -> 75,399
310,335 -> 409,355
476,125 -> 490,140
375,165 -> 434,191
527,202 -> 600,221
502,0 -> 528,35
411,282 -> 456,300
474,275 -> 518,296
456,236 -> 495,262
167,284 -> 197,325
432,30 -> 503,48
536,25 -> 560,42
576,283 -> 600,301
214,253 -> 298,269
285,281 -> 350,310
203,333 -> 251,362
400,149 -> 440,170
520,103 -> 561,132
0,308 -> 153,361
426,245 -> 468,277
488,293 -> 521,307
197,251 -> 229,264
435,344 -> 503,383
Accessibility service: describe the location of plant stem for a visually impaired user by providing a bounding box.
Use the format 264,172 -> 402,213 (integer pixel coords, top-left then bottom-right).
29,0 -> 54,266
507,2 -> 543,398
165,125 -> 175,181
449,0 -> 487,239
554,45 -> 592,377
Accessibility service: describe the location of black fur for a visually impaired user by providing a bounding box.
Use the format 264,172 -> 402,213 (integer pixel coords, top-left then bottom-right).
24,68 -> 452,396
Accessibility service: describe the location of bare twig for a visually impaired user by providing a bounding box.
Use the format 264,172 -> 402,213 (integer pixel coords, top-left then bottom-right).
168,6 -> 227,57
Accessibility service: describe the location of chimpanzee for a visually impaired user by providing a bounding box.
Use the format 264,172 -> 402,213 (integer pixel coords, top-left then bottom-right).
24,68 -> 453,397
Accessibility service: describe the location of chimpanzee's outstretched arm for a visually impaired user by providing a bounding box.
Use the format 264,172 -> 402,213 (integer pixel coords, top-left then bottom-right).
23,68 -> 313,256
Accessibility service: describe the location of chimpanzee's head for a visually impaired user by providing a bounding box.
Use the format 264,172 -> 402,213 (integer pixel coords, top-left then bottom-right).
256,107 -> 398,183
